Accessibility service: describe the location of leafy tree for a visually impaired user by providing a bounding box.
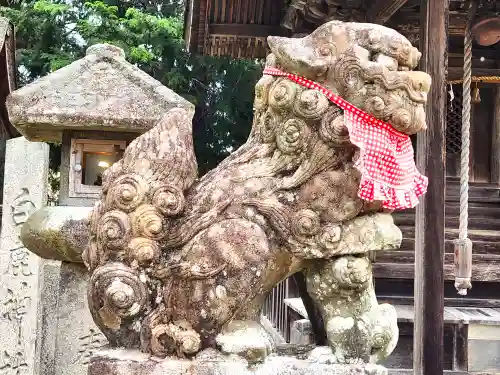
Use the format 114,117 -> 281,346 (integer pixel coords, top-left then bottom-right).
1,0 -> 262,174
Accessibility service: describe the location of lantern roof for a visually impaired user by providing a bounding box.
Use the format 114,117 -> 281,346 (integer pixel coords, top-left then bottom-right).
7,43 -> 193,142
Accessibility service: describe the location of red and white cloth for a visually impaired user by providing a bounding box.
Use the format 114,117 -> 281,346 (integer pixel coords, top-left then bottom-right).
263,67 -> 428,210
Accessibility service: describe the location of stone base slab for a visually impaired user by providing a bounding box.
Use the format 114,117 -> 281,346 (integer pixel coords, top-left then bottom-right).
88,348 -> 387,375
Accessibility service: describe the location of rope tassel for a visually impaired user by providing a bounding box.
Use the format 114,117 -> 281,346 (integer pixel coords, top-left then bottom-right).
454,238 -> 473,295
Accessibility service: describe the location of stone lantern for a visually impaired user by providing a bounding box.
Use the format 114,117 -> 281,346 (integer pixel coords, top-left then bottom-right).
4,43 -> 193,375
7,43 -> 192,206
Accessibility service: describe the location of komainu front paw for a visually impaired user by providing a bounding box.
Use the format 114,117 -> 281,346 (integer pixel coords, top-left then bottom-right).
369,304 -> 399,363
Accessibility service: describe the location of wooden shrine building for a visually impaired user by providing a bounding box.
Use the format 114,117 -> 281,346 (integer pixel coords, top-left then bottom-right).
184,1 -> 500,374
0,17 -> 19,223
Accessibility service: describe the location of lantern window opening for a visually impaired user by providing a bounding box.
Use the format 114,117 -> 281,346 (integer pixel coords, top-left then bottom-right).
69,138 -> 126,198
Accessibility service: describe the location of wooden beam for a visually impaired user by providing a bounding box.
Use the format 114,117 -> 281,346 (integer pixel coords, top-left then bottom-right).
414,1 -> 448,375
199,0 -> 210,54
368,0 -> 409,24
447,67 -> 500,80
397,23 -> 465,37
209,24 -> 282,38
448,51 -> 500,61
492,86 -> 500,186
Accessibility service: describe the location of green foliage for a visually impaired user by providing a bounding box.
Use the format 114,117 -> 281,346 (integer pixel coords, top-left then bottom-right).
1,0 -> 262,174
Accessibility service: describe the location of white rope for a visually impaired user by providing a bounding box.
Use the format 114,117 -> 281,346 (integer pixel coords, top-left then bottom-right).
460,1 -> 474,241
455,0 -> 476,296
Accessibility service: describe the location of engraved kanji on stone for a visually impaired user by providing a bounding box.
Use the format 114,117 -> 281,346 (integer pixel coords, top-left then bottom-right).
10,188 -> 36,227
2,282 -> 31,326
76,328 -> 106,365
0,349 -> 28,375
6,246 -> 32,277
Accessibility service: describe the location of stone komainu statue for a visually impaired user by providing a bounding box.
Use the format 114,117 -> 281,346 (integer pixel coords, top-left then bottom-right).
84,20 -> 430,363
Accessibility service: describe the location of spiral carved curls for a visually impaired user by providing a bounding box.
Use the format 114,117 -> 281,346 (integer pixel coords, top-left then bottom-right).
254,75 -> 275,110
131,204 -> 167,241
127,237 -> 161,265
140,307 -> 201,358
292,209 -> 321,240
259,110 -> 281,144
269,78 -> 297,110
151,185 -> 185,217
97,210 -> 132,252
320,108 -> 350,146
106,174 -> 149,213
293,89 -> 330,120
88,262 -> 148,331
276,119 -> 310,155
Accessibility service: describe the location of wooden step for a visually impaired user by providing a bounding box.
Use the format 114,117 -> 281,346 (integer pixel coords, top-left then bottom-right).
446,184 -> 500,193
372,251 -> 500,282
446,182 -> 500,196
394,305 -> 500,325
446,195 -> 500,204
399,226 -> 500,243
394,203 -> 500,219
444,204 -> 500,219
283,298 -> 500,325
392,207 -> 500,221
394,214 -> 500,230
398,238 -> 500,255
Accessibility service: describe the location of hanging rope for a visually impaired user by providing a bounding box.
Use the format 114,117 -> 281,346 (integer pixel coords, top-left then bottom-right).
461,2 -> 473,240
454,0 -> 476,296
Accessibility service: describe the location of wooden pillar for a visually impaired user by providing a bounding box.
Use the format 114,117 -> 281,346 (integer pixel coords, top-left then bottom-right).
492,86 -> 500,186
414,0 -> 448,374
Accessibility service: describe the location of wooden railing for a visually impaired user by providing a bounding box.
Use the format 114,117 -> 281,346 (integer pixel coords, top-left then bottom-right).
261,278 -> 291,342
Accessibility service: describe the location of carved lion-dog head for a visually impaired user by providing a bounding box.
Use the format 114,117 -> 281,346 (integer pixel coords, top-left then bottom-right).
267,20 -> 430,135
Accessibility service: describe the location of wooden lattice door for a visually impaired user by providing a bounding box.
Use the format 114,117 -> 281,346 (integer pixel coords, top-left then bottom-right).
446,85 -> 463,177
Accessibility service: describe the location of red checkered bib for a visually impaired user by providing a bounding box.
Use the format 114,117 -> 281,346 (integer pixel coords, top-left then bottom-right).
263,67 -> 428,210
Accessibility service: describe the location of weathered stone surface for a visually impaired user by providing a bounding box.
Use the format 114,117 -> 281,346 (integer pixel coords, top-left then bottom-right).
20,20 -> 430,368
54,263 -> 108,375
88,348 -> 388,375
39,260 -> 62,375
80,19 -> 426,362
21,206 -> 91,262
6,43 -> 194,142
306,256 -> 398,364
216,320 -> 274,363
0,137 -> 49,375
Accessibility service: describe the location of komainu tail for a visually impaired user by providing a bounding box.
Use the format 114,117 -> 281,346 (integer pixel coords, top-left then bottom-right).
103,107 -> 198,194
84,107 -> 198,271
84,107 -> 199,348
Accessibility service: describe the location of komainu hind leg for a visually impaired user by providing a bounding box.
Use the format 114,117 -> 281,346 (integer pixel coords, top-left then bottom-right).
216,295 -> 274,363
216,320 -> 274,363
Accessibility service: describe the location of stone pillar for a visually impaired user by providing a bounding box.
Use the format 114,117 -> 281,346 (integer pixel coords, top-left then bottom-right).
0,137 -> 50,375
54,263 -> 107,375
